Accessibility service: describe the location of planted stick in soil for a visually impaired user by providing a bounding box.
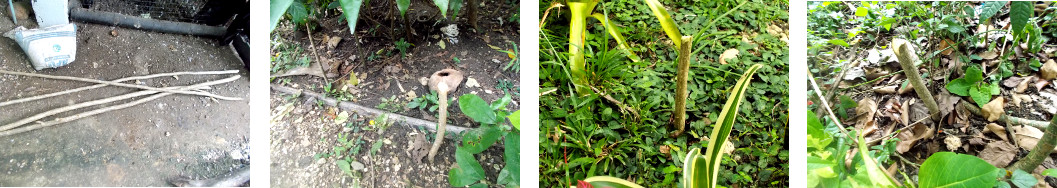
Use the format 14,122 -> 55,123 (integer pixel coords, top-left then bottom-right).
426,69 -> 464,162
670,36 -> 692,137
892,39 -> 940,121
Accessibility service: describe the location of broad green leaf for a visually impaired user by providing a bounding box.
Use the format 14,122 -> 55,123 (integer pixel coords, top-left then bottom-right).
287,0 -> 308,26
496,132 -> 520,186
1011,1 -> 1032,37
1011,169 -> 1038,188
460,125 -> 502,154
1043,169 -> 1057,177
576,176 -> 644,188
459,94 -> 497,124
270,0 -> 295,31
997,182 -> 1012,188
856,131 -> 897,187
468,184 -> 488,188
336,160 -> 351,175
978,1 -> 1005,22
947,79 -> 972,96
490,94 -> 512,111
449,148 -> 485,186
855,7 -> 868,17
828,39 -> 849,47
947,24 -> 965,33
807,111 -> 832,150
449,0 -> 463,19
642,0 -> 682,49
878,17 -> 898,31
397,0 -> 410,17
970,84 -> 991,107
965,65 -> 983,83
589,13 -> 641,62
918,152 -> 1002,188
338,0 -> 364,35
702,64 -> 763,188
508,110 -> 521,130
434,0 -> 450,17
1031,59 -> 1042,71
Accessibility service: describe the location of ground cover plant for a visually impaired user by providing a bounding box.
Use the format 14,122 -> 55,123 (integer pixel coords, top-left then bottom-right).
268,0 -> 520,186
539,0 -> 789,186
807,1 -> 1057,187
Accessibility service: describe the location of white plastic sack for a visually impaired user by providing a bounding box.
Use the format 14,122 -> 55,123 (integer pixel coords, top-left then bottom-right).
4,24 -> 78,70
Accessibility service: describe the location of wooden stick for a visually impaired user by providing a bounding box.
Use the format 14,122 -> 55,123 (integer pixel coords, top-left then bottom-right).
0,76 -> 241,132
0,70 -> 239,108
808,69 -> 852,138
0,70 -> 242,101
0,91 -> 174,137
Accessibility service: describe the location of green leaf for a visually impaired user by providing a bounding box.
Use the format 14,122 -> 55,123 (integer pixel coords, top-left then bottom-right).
397,0 -> 410,17
970,84 -> 991,107
946,78 -> 972,96
699,64 -> 763,188
449,0 -> 463,19
490,94 -> 512,111
1031,59 -> 1042,71
459,94 -> 497,124
1011,1 -> 1033,37
997,182 -> 1012,188
497,132 -> 520,186
434,0 -> 450,17
807,111 -> 832,150
855,131 -> 897,187
468,184 -> 488,188
338,0 -> 365,35
449,148 -> 485,187
947,24 -> 965,33
270,0 -> 295,32
878,18 -> 898,31
828,39 -> 849,47
1043,169 -> 1057,177
978,1 -> 1005,21
855,6 -> 869,17
336,160 -> 353,176
287,0 -> 308,26
918,152 -> 1002,188
1011,169 -> 1038,188
643,0 -> 683,49
965,66 -> 983,83
508,110 -> 521,130
460,125 -> 503,154
580,176 -> 645,188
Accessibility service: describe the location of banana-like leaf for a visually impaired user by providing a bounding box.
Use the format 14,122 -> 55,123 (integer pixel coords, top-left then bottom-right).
856,131 -> 898,187
589,13 -> 641,62
567,0 -> 598,95
700,64 -> 762,188
449,0 -> 463,19
397,0 -> 410,18
338,0 -> 365,35
269,0 -> 295,32
434,0 -> 450,17
642,0 -> 682,49
572,176 -> 645,188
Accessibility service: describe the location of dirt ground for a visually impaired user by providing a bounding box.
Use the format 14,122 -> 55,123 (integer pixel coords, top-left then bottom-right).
270,0 -> 520,187
269,92 -> 507,187
0,15 -> 250,186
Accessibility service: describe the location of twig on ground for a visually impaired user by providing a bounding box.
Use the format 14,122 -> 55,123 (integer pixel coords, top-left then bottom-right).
808,69 -> 853,139
304,23 -> 329,84
0,70 -> 239,108
961,102 -> 1050,129
0,70 -> 241,100
589,86 -> 640,120
0,76 -> 241,135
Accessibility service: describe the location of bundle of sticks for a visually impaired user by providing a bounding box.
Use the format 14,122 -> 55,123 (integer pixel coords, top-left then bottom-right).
0,70 -> 243,137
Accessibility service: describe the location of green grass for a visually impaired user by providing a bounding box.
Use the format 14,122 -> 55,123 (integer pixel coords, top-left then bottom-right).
539,0 -> 789,186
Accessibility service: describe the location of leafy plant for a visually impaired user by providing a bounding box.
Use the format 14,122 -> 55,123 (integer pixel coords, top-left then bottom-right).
576,64 -> 762,188
945,66 -> 998,107
406,91 -> 441,112
498,41 -> 520,72
395,38 -> 412,59
566,0 -> 641,95
448,94 -> 519,187
376,95 -> 404,112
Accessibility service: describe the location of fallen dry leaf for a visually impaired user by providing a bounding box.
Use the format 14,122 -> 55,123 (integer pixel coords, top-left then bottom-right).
1035,79 -> 1050,91
856,98 -> 878,136
984,123 -> 1009,141
936,90 -> 960,119
1016,76 -> 1033,93
1012,125 -> 1057,152
896,123 -> 934,154
982,97 -> 1005,122
327,36 -> 342,49
978,50 -> 999,60
1043,59 -> 1057,80
1011,93 -> 1032,107
873,86 -> 898,94
719,49 -> 739,65
938,39 -> 955,56
898,81 -> 915,94
464,77 -> 480,88
979,141 -> 1018,168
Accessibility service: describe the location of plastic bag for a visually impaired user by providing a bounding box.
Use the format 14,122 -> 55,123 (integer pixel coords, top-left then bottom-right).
4,24 -> 77,70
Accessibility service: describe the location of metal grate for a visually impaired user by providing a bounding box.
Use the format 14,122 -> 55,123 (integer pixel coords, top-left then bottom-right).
81,0 -> 236,26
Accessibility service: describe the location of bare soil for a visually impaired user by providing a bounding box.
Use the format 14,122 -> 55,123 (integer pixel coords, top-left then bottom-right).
0,16 -> 249,186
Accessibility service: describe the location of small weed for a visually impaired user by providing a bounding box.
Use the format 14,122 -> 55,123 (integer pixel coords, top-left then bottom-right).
376,95 -> 404,112
496,79 -> 518,97
270,38 -> 311,74
395,38 -> 412,58
406,91 -> 441,112
498,41 -> 519,72
452,56 -> 461,64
